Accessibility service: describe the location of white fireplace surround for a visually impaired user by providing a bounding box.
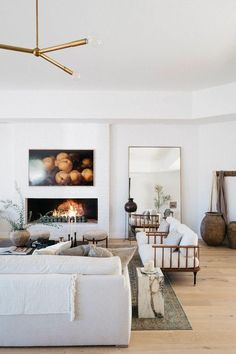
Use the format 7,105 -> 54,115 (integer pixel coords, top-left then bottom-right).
26,197 -> 99,240
0,123 -> 109,239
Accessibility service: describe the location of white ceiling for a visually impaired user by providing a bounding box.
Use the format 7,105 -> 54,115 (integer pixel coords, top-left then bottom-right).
0,0 -> 236,91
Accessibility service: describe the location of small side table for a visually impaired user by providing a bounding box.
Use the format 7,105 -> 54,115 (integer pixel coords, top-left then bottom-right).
136,267 -> 164,318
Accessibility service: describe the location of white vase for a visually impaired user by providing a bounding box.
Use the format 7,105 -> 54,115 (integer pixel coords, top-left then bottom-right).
10,230 -> 30,247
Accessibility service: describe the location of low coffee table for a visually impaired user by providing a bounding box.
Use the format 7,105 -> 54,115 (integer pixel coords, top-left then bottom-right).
136,267 -> 164,318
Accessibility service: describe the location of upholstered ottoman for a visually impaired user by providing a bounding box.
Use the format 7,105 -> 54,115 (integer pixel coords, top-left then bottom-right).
83,230 -> 109,248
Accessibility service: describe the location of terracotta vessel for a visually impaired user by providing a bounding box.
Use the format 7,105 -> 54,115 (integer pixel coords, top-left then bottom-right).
200,212 -> 226,246
227,222 -> 236,249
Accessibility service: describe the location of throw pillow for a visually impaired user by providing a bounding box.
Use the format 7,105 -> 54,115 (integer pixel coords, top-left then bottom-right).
108,247 -> 136,270
60,245 -> 85,256
158,219 -> 169,233
81,244 -> 91,256
60,244 -> 91,256
166,216 -> 181,232
33,241 -> 71,255
88,245 -> 113,258
179,226 -> 198,257
163,230 -> 182,250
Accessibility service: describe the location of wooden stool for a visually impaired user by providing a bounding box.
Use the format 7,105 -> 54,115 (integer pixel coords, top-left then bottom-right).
83,230 -> 109,248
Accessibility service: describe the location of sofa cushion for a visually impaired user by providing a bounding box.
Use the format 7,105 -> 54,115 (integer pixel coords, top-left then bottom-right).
33,241 -> 71,255
109,247 -> 136,270
178,224 -> 198,257
136,231 -> 147,246
166,216 -> 181,232
88,245 -> 113,257
158,219 -> 169,233
163,230 -> 182,249
0,255 -> 122,275
60,244 -> 90,256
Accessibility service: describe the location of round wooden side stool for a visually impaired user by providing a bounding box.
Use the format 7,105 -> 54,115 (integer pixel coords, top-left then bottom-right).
82,230 -> 109,248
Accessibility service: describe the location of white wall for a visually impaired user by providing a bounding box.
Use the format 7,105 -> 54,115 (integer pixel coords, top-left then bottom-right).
0,124 -> 15,234
197,120 -> 236,231
0,122 -> 110,239
0,90 -> 192,120
110,124 -> 198,238
193,83 -> 236,119
1,119 -> 236,240
2,83 -> 236,121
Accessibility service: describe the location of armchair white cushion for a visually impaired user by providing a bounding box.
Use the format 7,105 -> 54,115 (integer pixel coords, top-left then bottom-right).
158,219 -> 169,232
178,224 -> 198,257
166,216 -> 181,232
163,230 -> 182,247
136,231 -> 150,246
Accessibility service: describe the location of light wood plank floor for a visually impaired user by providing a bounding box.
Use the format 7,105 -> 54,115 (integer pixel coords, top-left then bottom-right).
1,239 -> 236,354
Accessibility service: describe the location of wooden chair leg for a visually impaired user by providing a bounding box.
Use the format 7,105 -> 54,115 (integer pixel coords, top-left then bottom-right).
194,271 -> 197,286
106,237 -> 108,248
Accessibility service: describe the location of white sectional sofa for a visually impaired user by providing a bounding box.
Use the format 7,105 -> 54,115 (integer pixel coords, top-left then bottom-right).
136,217 -> 200,285
0,255 -> 131,347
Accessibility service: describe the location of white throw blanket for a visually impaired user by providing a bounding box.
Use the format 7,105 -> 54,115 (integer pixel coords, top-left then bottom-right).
0,273 -> 78,321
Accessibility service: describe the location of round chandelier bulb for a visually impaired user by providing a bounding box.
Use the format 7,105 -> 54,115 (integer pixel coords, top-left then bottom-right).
72,71 -> 81,80
87,36 -> 102,47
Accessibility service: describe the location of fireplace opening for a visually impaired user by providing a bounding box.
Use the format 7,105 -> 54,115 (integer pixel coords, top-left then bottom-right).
27,198 -> 98,223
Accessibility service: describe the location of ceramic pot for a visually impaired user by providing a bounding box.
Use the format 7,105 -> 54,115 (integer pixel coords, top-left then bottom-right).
227,222 -> 236,249
200,212 -> 226,246
10,230 -> 30,247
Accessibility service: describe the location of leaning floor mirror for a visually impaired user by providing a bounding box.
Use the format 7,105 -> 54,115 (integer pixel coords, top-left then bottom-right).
128,146 -> 181,227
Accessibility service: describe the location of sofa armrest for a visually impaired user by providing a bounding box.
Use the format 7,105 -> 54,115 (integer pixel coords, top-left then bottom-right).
152,244 -> 200,269
146,231 -> 168,244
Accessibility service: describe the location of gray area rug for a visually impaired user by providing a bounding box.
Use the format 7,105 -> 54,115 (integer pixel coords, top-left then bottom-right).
128,251 -> 192,331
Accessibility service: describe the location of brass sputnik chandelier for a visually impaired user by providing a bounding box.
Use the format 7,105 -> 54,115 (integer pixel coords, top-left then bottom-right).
0,0 -> 88,75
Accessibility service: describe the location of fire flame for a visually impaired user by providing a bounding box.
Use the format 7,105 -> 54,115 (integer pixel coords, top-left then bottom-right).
52,200 -> 85,217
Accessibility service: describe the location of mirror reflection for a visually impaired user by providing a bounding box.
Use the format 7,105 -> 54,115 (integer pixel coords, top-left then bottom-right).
129,146 -> 181,221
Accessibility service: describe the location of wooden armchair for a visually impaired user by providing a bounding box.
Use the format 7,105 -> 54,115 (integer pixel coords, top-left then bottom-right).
152,244 -> 200,285
137,230 -> 200,285
129,214 -> 160,239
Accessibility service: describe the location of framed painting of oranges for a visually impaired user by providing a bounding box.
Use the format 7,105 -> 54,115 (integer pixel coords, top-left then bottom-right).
29,150 -> 94,186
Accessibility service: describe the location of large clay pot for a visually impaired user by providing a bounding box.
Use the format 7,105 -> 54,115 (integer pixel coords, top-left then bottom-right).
10,230 -> 30,247
200,212 -> 226,246
227,222 -> 236,249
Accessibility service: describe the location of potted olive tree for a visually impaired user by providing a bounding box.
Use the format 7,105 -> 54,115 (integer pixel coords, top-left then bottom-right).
0,184 -> 58,246
154,184 -> 171,213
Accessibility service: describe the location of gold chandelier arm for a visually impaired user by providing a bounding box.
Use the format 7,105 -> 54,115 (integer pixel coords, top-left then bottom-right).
40,53 -> 73,75
36,0 -> 39,47
39,39 -> 88,54
0,44 -> 34,54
